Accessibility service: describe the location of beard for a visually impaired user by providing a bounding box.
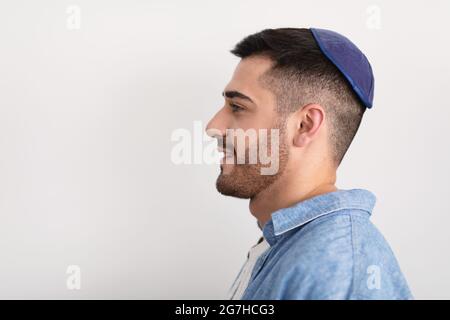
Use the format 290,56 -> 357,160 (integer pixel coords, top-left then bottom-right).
215,119 -> 289,199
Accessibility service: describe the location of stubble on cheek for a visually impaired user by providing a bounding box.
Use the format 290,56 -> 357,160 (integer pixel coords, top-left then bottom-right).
215,124 -> 289,199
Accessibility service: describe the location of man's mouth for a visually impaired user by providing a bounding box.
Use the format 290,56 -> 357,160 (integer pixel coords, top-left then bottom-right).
217,146 -> 235,164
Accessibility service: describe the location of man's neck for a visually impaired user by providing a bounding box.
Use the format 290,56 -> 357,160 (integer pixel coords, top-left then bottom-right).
249,170 -> 337,229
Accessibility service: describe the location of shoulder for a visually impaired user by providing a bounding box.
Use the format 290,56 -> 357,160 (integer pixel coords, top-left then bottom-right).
346,212 -> 413,299
273,209 -> 413,299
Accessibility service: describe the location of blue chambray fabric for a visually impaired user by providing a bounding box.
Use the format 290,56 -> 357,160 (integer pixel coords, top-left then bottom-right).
238,188 -> 413,300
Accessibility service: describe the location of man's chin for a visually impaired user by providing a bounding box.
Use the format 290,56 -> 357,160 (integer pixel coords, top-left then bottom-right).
215,172 -> 253,199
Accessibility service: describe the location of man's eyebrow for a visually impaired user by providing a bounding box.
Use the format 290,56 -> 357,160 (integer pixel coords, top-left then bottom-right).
222,90 -> 255,104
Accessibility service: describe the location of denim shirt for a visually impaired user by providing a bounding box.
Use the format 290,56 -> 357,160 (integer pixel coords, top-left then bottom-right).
239,188 -> 413,300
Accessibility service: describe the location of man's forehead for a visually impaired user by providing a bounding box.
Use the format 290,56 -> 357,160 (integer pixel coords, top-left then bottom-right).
224,56 -> 274,104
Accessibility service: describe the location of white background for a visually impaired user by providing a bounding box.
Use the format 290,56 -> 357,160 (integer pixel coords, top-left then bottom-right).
0,0 -> 449,299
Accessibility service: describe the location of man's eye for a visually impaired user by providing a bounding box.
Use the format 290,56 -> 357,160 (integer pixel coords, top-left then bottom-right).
230,103 -> 244,113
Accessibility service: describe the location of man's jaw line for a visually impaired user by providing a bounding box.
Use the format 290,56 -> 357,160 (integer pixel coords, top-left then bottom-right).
248,167 -> 289,227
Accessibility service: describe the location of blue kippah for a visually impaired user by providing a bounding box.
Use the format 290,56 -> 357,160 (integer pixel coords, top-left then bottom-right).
310,28 -> 375,109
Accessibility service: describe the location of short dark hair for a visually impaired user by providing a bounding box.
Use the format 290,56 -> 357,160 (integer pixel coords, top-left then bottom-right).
230,28 -> 366,166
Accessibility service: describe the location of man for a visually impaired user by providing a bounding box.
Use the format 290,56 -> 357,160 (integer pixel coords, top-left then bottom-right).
205,28 -> 412,299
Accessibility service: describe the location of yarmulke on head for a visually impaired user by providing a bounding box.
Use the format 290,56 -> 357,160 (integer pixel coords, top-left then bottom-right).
310,28 -> 375,109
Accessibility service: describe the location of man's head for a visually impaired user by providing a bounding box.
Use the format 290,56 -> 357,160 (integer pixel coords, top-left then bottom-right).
206,28 -> 371,199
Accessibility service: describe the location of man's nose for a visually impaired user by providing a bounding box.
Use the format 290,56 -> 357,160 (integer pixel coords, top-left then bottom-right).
205,108 -> 227,139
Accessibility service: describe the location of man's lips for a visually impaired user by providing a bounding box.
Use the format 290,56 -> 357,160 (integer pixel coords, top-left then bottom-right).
217,146 -> 235,165
217,146 -> 234,157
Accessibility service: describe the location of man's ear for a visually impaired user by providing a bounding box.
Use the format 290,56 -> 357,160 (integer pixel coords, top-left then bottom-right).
292,104 -> 325,148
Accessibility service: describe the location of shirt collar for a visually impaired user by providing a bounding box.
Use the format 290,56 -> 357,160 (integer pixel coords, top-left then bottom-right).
258,188 -> 376,246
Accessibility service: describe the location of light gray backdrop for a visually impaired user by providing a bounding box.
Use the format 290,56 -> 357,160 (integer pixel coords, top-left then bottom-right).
0,0 -> 449,299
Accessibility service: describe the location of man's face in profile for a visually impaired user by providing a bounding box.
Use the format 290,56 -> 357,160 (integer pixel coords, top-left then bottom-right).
206,56 -> 290,199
